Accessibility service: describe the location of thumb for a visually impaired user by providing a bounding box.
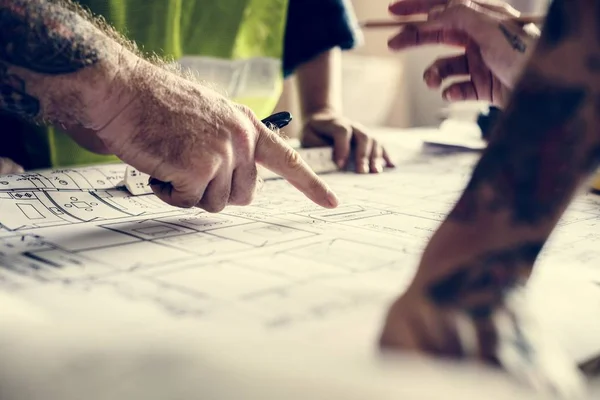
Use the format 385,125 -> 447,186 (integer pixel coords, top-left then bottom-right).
149,178 -> 207,209
307,117 -> 352,169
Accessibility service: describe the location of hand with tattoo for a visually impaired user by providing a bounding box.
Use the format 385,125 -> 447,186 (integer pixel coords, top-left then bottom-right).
388,0 -> 540,107
382,0 -> 600,395
0,0 -> 339,212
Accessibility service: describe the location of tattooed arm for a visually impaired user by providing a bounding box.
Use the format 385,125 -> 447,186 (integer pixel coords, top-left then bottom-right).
381,0 -> 598,390
0,0 -> 135,129
0,0 -> 338,211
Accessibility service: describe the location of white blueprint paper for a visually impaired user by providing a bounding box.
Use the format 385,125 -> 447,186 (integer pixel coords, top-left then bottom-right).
1,133 -> 600,399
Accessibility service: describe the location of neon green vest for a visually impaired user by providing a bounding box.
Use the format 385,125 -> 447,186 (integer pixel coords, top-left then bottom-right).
48,0 -> 288,167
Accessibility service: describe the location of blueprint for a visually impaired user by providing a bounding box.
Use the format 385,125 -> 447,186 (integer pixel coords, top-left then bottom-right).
1,135 -> 600,370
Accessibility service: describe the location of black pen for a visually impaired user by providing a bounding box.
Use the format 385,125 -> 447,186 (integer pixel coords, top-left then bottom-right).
261,111 -> 292,131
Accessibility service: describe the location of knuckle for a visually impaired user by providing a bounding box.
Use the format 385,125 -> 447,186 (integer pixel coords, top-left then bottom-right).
201,201 -> 226,213
234,190 -> 255,206
230,123 -> 256,156
284,148 -> 304,171
334,125 -> 353,140
353,130 -> 369,142
447,0 -> 472,17
498,3 -> 518,16
235,103 -> 254,118
449,0 -> 470,8
179,196 -> 200,208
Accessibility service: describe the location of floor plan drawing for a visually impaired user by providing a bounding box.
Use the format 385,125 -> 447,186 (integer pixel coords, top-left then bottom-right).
2,141 -> 600,366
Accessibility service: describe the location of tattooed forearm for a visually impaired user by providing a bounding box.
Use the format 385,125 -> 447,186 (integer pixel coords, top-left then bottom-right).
0,0 -> 100,73
0,0 -> 136,127
449,0 -> 599,226
417,0 -> 600,306
428,241 -> 543,318
498,24 -> 527,53
540,0 -> 577,51
0,63 -> 40,118
450,74 -> 588,224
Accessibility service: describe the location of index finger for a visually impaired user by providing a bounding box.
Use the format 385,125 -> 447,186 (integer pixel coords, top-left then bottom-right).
389,0 -> 447,16
254,125 -> 339,209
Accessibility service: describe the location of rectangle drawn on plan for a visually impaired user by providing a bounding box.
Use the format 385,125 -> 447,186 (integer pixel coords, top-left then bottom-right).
304,205 -> 391,223
16,204 -> 45,220
103,220 -> 197,240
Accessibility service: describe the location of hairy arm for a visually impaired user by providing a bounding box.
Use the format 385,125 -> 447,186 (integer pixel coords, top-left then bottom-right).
0,0 -> 135,131
412,0 -> 600,316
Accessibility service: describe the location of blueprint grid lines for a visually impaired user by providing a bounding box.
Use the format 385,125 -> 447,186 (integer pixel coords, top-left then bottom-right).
1,151 -> 600,337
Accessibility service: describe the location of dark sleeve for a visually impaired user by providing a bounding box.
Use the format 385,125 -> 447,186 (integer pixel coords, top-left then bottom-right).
282,0 -> 363,78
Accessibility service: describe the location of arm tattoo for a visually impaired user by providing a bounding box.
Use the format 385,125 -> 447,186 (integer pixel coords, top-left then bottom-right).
0,0 -> 99,73
539,0 -> 578,50
425,0 -> 600,318
449,0 -> 597,225
498,24 -> 527,53
0,0 -> 102,119
428,241 -> 543,318
450,74 -> 588,224
0,63 -> 40,118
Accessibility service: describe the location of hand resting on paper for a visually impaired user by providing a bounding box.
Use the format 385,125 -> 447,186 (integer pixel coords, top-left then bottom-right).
294,49 -> 395,174
380,0 -> 598,396
301,111 -> 395,174
388,0 -> 540,107
0,0 -> 339,213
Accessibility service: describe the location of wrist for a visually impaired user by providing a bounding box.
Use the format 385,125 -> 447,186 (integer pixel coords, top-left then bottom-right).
301,105 -> 340,121
79,46 -> 141,131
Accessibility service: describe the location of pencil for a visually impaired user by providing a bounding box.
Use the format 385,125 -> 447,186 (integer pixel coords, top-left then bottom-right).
359,14 -> 543,29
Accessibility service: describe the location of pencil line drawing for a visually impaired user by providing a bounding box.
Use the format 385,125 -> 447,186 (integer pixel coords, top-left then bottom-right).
0,154 -> 599,336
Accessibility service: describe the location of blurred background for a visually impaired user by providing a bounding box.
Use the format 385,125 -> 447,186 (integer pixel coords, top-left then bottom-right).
275,0 -> 551,138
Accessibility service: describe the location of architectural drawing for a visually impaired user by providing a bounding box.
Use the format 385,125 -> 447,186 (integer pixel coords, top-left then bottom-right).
1,148 -> 600,363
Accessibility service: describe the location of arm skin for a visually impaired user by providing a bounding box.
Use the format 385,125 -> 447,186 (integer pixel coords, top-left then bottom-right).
0,0 -> 339,211
295,48 -> 394,173
0,0 -> 134,131
295,48 -> 343,119
412,0 -> 600,323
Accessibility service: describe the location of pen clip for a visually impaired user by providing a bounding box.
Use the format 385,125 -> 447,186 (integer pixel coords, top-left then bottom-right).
261,111 -> 293,131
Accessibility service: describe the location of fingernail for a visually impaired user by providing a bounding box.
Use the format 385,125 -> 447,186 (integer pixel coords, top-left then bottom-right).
373,164 -> 383,174
327,189 -> 340,208
336,159 -> 345,169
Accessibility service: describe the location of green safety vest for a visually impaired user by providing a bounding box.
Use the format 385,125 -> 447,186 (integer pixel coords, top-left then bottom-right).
48,0 -> 288,167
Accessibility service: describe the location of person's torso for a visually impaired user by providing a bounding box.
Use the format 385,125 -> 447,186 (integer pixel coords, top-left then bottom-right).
12,0 -> 289,169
